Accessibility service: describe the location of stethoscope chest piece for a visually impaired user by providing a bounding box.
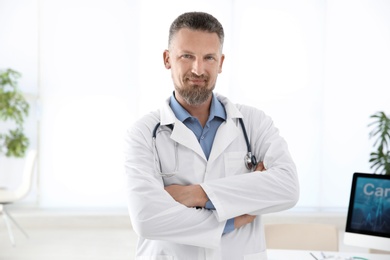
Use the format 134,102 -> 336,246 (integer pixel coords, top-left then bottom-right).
244,152 -> 257,171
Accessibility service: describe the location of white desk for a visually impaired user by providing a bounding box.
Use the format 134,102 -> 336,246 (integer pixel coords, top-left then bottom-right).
267,249 -> 390,260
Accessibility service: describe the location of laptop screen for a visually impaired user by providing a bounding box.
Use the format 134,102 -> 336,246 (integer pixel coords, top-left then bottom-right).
345,172 -> 390,238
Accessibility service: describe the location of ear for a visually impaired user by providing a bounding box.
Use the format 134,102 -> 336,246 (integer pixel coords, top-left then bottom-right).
163,50 -> 171,69
218,54 -> 225,73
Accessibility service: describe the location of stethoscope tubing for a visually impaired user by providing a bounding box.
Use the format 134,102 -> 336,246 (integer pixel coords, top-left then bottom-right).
152,117 -> 257,173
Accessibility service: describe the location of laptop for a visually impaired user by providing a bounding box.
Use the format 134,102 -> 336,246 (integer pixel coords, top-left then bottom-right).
344,172 -> 390,251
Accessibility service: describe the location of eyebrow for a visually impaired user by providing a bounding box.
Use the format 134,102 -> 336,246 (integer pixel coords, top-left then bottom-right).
179,50 -> 219,57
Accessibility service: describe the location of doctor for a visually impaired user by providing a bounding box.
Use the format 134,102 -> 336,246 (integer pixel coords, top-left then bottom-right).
125,12 -> 299,260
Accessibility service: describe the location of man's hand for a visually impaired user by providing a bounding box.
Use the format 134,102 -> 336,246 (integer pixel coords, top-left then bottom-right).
255,161 -> 265,172
234,214 -> 256,229
165,184 -> 208,208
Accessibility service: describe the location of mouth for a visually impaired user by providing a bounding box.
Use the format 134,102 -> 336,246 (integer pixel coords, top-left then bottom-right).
186,76 -> 207,86
188,79 -> 206,85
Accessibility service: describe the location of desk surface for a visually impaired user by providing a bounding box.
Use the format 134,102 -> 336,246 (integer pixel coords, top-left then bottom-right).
267,249 -> 390,260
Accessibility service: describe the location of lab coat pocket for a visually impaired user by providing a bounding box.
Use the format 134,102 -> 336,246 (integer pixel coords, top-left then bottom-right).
244,251 -> 268,260
135,256 -> 174,260
224,151 -> 248,176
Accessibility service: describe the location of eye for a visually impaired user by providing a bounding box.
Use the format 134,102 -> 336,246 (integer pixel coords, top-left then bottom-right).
181,54 -> 193,59
205,55 -> 216,61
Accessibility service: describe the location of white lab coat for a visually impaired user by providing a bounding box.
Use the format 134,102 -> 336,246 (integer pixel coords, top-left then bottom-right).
124,93 -> 299,260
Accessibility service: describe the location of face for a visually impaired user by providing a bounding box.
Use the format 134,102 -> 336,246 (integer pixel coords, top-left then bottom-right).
163,28 -> 225,106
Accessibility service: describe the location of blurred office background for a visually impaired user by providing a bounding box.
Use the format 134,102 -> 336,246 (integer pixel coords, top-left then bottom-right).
0,0 -> 389,255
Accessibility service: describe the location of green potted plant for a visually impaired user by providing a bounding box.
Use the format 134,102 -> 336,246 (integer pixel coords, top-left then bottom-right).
368,111 -> 390,175
0,68 -> 30,157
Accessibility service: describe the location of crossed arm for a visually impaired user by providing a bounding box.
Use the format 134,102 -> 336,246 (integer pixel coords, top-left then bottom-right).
164,162 -> 265,229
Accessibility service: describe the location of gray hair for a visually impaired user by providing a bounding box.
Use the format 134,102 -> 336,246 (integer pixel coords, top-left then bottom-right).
168,12 -> 224,49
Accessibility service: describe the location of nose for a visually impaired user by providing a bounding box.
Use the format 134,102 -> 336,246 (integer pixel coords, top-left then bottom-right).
191,59 -> 205,76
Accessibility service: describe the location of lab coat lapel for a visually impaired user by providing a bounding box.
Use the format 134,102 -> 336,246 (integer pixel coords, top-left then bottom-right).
160,97 -> 206,161
207,93 -> 244,164
208,119 -> 240,164
170,120 -> 206,161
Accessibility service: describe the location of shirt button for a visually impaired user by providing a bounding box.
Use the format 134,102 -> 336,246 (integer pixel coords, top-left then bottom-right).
201,136 -> 205,140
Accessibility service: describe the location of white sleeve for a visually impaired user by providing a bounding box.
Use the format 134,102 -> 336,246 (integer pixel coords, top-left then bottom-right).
200,108 -> 299,221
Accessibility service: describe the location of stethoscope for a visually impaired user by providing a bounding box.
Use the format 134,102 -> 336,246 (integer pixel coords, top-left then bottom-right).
152,118 -> 258,177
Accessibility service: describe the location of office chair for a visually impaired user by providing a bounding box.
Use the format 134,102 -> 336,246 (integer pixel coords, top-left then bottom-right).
265,223 -> 339,251
0,149 -> 37,246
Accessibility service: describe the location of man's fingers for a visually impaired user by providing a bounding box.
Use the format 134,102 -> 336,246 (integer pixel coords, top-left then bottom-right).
234,214 -> 256,229
255,161 -> 265,172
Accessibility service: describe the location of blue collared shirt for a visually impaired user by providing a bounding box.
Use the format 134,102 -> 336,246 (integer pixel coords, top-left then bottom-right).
169,92 -> 234,234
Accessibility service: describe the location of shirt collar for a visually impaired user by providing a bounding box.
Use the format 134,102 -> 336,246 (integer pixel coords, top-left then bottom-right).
169,92 -> 226,123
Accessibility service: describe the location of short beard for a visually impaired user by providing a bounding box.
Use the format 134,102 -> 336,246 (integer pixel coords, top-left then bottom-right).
175,84 -> 214,106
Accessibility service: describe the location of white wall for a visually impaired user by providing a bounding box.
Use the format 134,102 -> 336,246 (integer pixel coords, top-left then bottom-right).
0,0 -> 389,210
322,0 -> 390,207
0,0 -> 39,203
38,0 -> 138,207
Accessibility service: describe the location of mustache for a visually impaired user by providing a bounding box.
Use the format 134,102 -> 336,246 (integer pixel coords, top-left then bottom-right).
185,73 -> 208,80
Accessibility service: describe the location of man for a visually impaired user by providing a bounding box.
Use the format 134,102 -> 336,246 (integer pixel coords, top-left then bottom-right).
125,12 -> 299,260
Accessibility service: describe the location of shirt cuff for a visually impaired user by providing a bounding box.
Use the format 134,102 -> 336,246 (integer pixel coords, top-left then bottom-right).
223,218 -> 235,234
205,200 -> 216,210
